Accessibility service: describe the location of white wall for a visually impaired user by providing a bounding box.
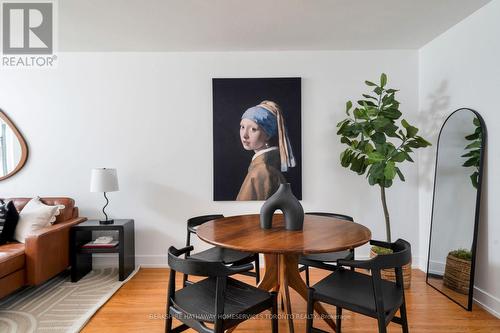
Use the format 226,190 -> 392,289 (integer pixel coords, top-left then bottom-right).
0,50 -> 420,265
419,0 -> 500,316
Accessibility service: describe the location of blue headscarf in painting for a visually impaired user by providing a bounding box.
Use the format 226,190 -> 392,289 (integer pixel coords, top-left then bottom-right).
241,100 -> 296,172
241,106 -> 278,138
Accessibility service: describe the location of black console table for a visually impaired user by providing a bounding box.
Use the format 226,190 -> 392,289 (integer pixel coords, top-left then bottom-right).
70,219 -> 135,282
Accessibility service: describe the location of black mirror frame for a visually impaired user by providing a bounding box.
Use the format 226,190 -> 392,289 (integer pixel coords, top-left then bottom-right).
426,108 -> 487,311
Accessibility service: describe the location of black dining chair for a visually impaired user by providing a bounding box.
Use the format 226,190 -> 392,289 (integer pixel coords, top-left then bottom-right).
166,246 -> 278,333
183,214 -> 260,286
306,239 -> 411,333
299,212 -> 355,286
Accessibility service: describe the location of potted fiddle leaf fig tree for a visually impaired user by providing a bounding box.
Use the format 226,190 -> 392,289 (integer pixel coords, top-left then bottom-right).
336,73 -> 431,288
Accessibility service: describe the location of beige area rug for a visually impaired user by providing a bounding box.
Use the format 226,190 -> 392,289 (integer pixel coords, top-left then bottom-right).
0,267 -> 139,333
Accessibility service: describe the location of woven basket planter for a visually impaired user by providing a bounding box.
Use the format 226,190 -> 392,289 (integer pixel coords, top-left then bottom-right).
370,249 -> 411,289
443,254 -> 471,294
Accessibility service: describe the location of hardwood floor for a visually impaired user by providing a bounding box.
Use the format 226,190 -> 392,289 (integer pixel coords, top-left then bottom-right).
82,268 -> 500,333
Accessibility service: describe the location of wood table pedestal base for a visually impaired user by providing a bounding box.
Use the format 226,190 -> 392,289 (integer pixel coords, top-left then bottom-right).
258,254 -> 337,333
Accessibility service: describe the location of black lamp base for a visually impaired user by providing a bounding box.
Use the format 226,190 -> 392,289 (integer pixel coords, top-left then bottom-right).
99,219 -> 114,225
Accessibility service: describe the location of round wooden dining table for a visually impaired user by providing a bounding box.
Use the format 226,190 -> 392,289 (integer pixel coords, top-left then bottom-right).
197,214 -> 372,333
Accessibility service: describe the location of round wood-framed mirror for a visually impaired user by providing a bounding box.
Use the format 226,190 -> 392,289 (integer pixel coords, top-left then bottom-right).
0,110 -> 29,181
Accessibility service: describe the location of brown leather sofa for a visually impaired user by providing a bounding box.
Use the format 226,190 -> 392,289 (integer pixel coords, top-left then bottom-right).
0,197 -> 86,298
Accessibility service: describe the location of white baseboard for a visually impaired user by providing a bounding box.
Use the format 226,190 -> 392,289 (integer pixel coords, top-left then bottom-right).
474,286 -> 500,319
427,260 -> 445,275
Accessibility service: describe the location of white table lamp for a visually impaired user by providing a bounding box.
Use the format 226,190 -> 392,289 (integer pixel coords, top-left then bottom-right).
90,168 -> 119,224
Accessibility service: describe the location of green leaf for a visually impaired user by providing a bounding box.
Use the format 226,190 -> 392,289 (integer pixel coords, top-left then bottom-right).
368,174 -> 376,186
374,87 -> 383,95
406,125 -> 418,138
403,152 -> 414,162
345,101 -> 353,115
362,94 -> 378,100
384,161 -> 396,180
465,132 -> 480,140
340,137 -> 352,145
465,141 -> 481,149
371,132 -> 386,144
370,162 -> 385,178
353,108 -> 364,120
401,119 -> 410,129
400,119 -> 419,138
363,142 -> 374,154
340,150 -> 352,167
336,119 -> 348,128
350,155 -> 367,174
462,157 -> 477,167
461,150 -> 480,158
392,151 -> 407,162
336,120 -> 349,135
407,138 -> 430,148
473,117 -> 480,126
382,179 -> 393,188
396,167 -> 405,181
375,143 -> 388,155
414,136 -> 432,147
380,73 -> 387,88
365,80 -> 377,86
382,92 -> 394,105
367,152 -> 385,163
358,100 -> 377,107
372,117 -> 391,131
380,108 -> 402,120
386,143 -> 396,156
365,107 -> 379,117
471,171 -> 479,189
383,123 -> 399,137
386,89 -> 399,93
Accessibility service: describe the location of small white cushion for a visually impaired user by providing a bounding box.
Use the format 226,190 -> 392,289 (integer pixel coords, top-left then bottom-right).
14,197 -> 65,243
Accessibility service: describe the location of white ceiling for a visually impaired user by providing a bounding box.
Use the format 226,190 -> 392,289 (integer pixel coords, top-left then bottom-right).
59,0 -> 492,51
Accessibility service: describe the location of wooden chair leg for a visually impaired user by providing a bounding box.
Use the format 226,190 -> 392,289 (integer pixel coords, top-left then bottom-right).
306,288 -> 314,333
400,302 -> 409,333
336,307 -> 342,333
305,265 -> 310,286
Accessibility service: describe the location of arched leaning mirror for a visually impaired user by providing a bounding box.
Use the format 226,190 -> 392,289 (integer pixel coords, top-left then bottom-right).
426,108 -> 486,310
0,110 -> 29,181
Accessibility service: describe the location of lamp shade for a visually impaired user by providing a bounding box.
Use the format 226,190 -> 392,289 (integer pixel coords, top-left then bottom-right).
90,168 -> 119,192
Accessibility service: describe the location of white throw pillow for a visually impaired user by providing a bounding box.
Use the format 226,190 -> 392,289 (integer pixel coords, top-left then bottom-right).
14,197 -> 65,243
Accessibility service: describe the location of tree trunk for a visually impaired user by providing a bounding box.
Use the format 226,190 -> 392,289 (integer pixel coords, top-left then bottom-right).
380,185 -> 391,243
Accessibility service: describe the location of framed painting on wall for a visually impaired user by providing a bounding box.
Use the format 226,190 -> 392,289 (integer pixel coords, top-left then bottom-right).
213,77 -> 302,201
